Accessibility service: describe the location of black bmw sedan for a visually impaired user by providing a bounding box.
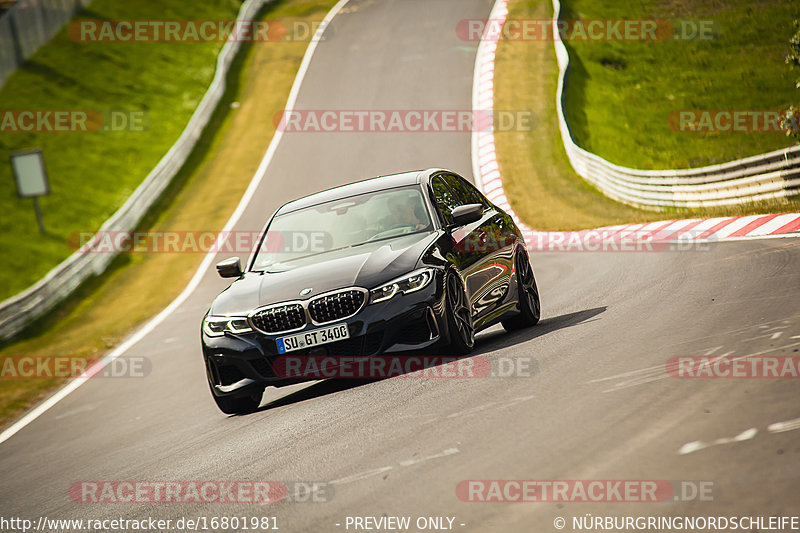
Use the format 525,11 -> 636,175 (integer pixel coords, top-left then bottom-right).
201,169 -> 540,413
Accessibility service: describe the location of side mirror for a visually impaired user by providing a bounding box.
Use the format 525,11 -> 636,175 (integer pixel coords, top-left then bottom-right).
216,257 -> 243,278
451,204 -> 484,227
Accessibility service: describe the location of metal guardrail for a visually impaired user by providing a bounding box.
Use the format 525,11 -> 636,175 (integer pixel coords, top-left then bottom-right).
0,0 -> 94,88
551,0 -> 800,210
2,0 -> 797,341
0,0 -> 273,340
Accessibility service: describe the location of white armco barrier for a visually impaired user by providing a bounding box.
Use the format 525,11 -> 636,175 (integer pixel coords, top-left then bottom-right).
470,0 -> 800,252
0,0 -> 275,341
550,0 -> 800,210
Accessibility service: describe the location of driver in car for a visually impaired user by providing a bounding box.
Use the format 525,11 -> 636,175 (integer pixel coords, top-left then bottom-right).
385,194 -> 428,232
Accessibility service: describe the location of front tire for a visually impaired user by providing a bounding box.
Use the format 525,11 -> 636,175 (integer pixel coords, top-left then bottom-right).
444,271 -> 475,354
211,390 -> 263,415
502,249 -> 541,332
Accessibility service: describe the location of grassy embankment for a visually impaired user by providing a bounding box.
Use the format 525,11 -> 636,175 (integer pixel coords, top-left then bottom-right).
495,0 -> 800,230
0,0 -> 338,428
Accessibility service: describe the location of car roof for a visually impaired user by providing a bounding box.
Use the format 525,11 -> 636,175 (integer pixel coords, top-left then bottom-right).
277,169 -> 444,214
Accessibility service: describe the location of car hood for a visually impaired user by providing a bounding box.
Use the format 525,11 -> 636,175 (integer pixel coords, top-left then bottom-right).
209,232 -> 438,316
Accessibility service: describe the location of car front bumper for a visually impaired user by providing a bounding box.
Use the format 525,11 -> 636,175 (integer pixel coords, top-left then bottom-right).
201,272 -> 452,397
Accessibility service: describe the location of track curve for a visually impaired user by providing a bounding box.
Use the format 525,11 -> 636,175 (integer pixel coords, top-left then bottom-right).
1,0 -> 799,530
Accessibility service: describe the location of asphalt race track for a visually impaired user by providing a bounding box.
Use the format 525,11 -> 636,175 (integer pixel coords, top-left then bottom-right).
1,0 -> 799,530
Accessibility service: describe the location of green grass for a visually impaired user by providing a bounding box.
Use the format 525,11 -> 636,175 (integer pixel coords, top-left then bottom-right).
562,0 -> 800,169
494,0 -> 800,231
0,0 -> 242,300
0,0 -> 338,429
494,0 -> 663,230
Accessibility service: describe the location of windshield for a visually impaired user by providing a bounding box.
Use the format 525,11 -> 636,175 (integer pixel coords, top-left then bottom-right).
252,186 -> 433,270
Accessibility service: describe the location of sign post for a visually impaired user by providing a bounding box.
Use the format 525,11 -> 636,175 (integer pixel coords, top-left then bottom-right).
10,149 -> 50,235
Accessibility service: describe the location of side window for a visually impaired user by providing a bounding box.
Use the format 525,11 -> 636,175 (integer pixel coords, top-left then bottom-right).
441,173 -> 486,206
431,176 -> 458,225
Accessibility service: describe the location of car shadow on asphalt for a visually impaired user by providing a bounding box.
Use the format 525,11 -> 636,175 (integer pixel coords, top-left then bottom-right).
472,306 -> 607,354
249,306 -> 607,414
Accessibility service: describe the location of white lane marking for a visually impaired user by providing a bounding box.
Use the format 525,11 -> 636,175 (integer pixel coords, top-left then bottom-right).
445,403 -> 496,419
398,447 -> 459,467
664,318 -> 794,348
592,341 -> 800,393
589,353 -> 733,393
444,394 -> 535,419
0,0 -> 354,447
741,325 -> 791,342
767,417 -> 800,434
329,447 -> 460,486
589,364 -> 668,383
679,415 -> 800,456
732,341 -> 800,356
329,466 -> 393,485
678,427 -> 757,455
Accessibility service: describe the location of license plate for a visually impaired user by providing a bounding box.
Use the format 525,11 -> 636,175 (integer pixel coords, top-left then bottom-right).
276,323 -> 350,354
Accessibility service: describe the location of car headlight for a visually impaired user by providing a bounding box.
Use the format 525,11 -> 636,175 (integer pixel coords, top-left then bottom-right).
370,268 -> 435,304
203,315 -> 253,337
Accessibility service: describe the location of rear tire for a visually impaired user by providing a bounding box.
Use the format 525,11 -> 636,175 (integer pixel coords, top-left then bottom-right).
444,271 -> 475,354
502,249 -> 541,332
